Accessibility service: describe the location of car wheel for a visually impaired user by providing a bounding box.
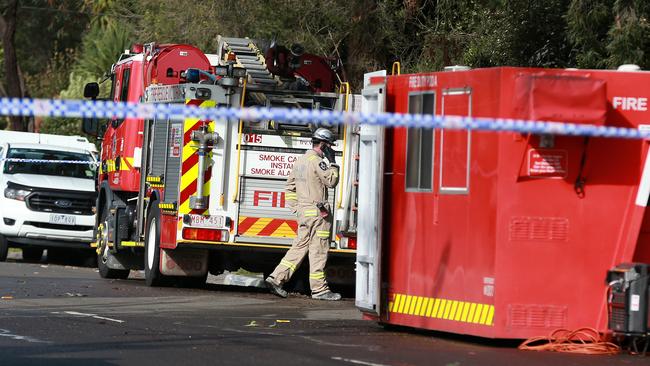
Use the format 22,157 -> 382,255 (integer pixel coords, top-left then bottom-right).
22,248 -> 43,262
97,205 -> 129,279
144,201 -> 167,286
0,235 -> 8,262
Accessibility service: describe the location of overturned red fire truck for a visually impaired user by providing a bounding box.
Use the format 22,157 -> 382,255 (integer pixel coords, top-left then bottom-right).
356,65 -> 650,339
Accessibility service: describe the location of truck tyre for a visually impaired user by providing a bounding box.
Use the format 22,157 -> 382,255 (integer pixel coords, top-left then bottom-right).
0,235 -> 8,262
22,248 -> 43,262
97,205 -> 129,279
144,201 -> 167,286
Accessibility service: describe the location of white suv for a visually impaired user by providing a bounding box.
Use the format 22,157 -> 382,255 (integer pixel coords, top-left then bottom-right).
0,143 -> 97,261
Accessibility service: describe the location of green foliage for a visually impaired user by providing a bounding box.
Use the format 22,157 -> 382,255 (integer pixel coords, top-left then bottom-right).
606,0 -> 650,68
5,0 -> 650,120
40,20 -> 134,137
14,0 -> 89,77
567,0 -> 650,69
566,0 -> 612,68
73,22 -> 134,80
24,48 -> 76,98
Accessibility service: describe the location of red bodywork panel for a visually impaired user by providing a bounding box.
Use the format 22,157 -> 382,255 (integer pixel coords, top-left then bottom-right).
264,44 -> 338,93
160,213 -> 179,249
378,67 -> 650,339
99,44 -> 210,195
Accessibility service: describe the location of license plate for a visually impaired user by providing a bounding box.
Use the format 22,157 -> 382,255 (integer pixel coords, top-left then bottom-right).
188,214 -> 224,228
49,214 -> 76,226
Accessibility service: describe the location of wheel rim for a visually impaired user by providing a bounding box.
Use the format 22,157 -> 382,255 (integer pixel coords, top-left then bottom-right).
98,222 -> 110,265
147,217 -> 156,270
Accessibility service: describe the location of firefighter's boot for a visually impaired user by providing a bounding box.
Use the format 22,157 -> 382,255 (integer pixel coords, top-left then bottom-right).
265,277 -> 288,298
311,290 -> 341,301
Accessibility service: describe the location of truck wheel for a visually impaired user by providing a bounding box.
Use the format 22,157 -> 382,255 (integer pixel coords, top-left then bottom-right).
144,201 -> 167,286
97,207 -> 130,279
0,235 -> 8,262
22,248 -> 43,262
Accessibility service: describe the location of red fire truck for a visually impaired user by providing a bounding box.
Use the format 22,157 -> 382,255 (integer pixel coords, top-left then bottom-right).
356,65 -> 650,339
83,39 -> 359,288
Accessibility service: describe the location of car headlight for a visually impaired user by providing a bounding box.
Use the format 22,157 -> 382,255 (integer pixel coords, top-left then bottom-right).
4,187 -> 31,201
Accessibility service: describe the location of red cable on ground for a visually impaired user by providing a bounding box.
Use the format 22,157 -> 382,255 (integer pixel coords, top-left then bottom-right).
518,328 -> 620,355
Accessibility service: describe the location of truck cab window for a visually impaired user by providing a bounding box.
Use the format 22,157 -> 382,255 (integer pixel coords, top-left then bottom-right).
113,68 -> 131,128
120,68 -> 130,102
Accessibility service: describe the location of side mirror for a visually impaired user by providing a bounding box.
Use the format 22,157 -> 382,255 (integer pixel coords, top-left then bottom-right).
82,117 -> 101,137
83,82 -> 100,99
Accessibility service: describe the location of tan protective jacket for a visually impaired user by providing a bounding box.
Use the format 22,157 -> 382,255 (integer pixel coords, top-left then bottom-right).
286,149 -> 339,209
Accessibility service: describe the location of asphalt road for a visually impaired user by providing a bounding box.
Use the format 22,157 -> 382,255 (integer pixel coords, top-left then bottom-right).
0,252 -> 648,366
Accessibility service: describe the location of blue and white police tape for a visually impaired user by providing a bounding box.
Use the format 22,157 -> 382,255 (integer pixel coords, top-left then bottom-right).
1,97 -> 650,140
0,158 -> 99,165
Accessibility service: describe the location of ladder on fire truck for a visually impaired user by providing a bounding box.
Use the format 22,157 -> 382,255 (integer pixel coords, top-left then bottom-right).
217,36 -> 280,88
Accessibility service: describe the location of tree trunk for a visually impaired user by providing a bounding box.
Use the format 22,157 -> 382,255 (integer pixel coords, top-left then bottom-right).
1,0 -> 25,131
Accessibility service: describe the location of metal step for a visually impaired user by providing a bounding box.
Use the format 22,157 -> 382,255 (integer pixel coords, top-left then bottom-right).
222,38 -> 253,47
237,55 -> 262,61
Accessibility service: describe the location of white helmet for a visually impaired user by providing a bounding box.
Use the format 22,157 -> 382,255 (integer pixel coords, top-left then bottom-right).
312,128 -> 335,145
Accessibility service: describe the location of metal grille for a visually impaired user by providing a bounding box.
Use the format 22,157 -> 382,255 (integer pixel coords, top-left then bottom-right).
26,191 -> 95,215
508,304 -> 567,328
149,118 -> 168,177
608,293 -> 627,331
24,221 -> 93,231
149,117 -> 181,203
509,216 -> 569,242
164,121 -> 182,203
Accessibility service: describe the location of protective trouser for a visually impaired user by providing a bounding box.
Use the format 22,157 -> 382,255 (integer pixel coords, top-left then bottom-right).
269,205 -> 332,295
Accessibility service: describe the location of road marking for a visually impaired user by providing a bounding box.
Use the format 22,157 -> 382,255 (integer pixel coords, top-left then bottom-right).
60,311 -> 125,323
0,329 -> 50,344
331,357 -> 391,366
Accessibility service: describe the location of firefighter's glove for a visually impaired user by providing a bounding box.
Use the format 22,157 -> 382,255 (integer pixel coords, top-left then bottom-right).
324,145 -> 336,165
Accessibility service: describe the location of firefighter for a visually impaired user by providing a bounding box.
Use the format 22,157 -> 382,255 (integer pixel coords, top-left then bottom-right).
265,128 -> 341,300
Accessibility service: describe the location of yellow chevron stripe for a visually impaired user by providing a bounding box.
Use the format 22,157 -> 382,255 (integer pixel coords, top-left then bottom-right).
120,241 -> 144,247
395,294 -> 406,313
178,179 -> 211,215
431,298 -> 441,317
388,293 -> 494,327
419,298 -> 429,316
270,222 -> 297,238
242,217 -> 273,236
472,304 -> 483,324
180,159 -> 199,192
179,103 -> 216,216
485,305 -> 495,325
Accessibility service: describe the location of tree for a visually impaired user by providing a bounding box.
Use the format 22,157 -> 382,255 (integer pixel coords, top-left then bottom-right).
40,21 -> 134,137
1,0 -> 25,130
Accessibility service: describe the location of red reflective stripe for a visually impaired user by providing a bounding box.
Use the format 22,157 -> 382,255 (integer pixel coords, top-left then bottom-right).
182,153 -> 198,174
184,123 -> 198,144
185,99 -> 203,107
286,220 -> 298,233
179,156 -> 211,206
179,180 -> 196,205
237,217 -> 258,234
257,219 -> 285,236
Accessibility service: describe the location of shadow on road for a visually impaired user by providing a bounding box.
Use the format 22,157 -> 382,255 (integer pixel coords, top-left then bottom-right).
8,248 -> 97,268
